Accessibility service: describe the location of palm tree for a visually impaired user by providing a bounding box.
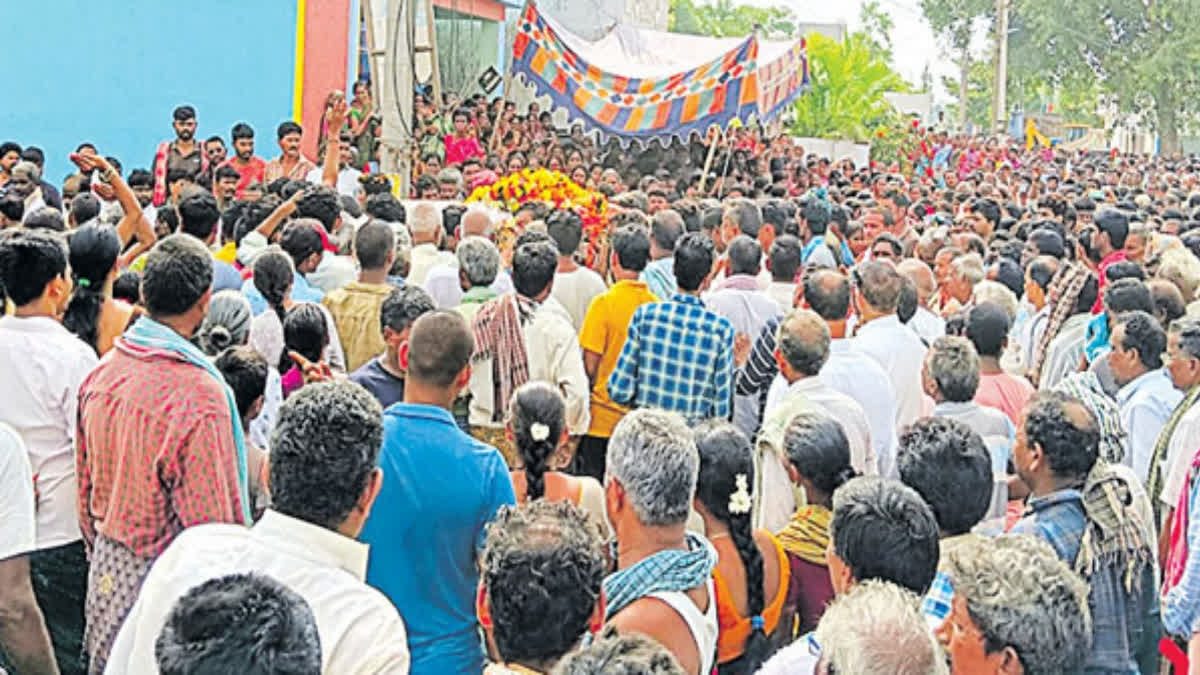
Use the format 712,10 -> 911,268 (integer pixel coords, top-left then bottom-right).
792,32 -> 908,142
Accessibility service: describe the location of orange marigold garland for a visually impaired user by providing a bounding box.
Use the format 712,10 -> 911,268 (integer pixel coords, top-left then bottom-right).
467,169 -> 610,269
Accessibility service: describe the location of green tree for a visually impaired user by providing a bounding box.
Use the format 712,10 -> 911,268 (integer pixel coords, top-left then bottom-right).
859,1 -> 896,64
668,0 -> 798,39
940,60 -> 993,131
792,32 -> 909,142
1014,0 -> 1200,153
920,0 -> 993,132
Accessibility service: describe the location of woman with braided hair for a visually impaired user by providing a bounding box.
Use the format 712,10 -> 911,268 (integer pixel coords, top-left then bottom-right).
248,245 -> 346,378
506,381 -> 608,534
693,422 -> 790,674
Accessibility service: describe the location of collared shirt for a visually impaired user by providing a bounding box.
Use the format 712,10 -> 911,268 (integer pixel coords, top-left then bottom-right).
1039,313 -> 1092,389
1095,250 -> 1128,313
1018,304 -> 1052,368
552,266 -> 607,332
362,403 -> 515,675
425,265 -> 514,310
908,306 -> 945,345
408,243 -> 456,287
578,280 -> 659,438
765,376 -> 875,476
468,299 -> 591,434
932,401 -> 1015,474
265,155 -> 318,182
766,339 -> 900,478
706,275 -> 783,436
0,423 -> 35,561
0,316 -> 98,549
1010,488 -> 1157,673
640,256 -> 676,301
76,343 -> 245,557
1116,369 -> 1183,484
1160,403 -> 1200,510
322,281 -> 395,373
975,372 -> 1036,427
765,281 -> 796,314
105,510 -> 410,675
242,272 -> 324,317
305,165 -> 363,198
853,314 -> 928,432
309,252 -> 358,293
607,293 -> 736,424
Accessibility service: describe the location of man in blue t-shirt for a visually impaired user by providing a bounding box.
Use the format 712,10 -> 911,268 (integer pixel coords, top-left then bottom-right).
361,310 -> 515,675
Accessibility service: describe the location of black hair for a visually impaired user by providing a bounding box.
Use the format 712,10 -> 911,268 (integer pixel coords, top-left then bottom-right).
509,382 -> 566,500
897,276 -> 918,324
512,240 -> 558,298
0,141 -> 20,159
63,225 -> 121,354
767,235 -> 803,283
0,229 -> 68,306
1116,309 -> 1166,370
112,270 -> 141,305
296,185 -> 340,233
253,247 -> 295,331
724,201 -> 763,237
1027,256 -> 1058,293
830,477 -> 940,594
991,258 -> 1024,299
231,123 -> 255,140
155,573 -> 321,675
220,201 -> 248,244
361,174 -> 394,197
281,303 -> 328,374
897,418 -> 992,536
362,195 -> 405,226
0,195 -> 24,223
801,198 -> 831,235
25,207 -> 66,232
727,235 -> 762,276
1072,273 -> 1100,316
141,234 -> 213,318
354,220 -> 394,270
1104,278 -> 1154,316
232,198 -> 276,246
546,209 -> 584,257
1104,261 -> 1145,283
172,105 -> 197,121
673,232 -> 715,292
1029,228 -> 1065,259
165,168 -> 195,186
19,146 -> 43,167
214,346 -> 269,419
481,501 -> 607,668
380,285 -> 435,335
70,193 -> 101,225
156,205 -> 178,233
178,191 -> 222,241
278,220 -> 325,271
693,423 -> 772,670
269,380 -> 383,529
276,121 -> 303,141
965,302 -> 1010,359
214,165 -> 241,183
1023,392 -> 1099,479
1095,208 -> 1130,249
406,310 -> 475,388
970,197 -> 1001,228
441,204 -> 465,241
782,411 -> 857,505
611,224 -> 651,272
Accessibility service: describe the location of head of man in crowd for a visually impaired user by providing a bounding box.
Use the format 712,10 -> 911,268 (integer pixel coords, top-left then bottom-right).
814,580 -> 949,675
172,105 -> 197,143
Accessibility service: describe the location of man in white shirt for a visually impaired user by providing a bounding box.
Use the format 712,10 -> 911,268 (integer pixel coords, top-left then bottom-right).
897,259 -> 945,345
469,239 -> 590,439
852,260 -> 928,432
407,202 -> 455,287
424,207 -> 514,308
105,381 -> 410,675
547,210 -> 606,332
0,423 -> 59,675
1154,320 -> 1200,538
707,235 -> 783,437
305,132 -> 363,198
0,229 -> 99,673
765,235 -> 802,314
1109,310 -> 1183,483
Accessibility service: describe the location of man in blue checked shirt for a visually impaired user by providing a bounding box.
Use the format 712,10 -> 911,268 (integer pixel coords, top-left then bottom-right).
895,418 -> 996,629
607,232 -> 736,424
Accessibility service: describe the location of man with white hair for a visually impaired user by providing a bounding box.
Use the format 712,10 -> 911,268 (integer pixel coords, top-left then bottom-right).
452,236 -> 502,324
424,206 -> 515,307
603,409 -> 717,675
407,202 -> 454,286
813,581 -> 949,675
942,252 -> 985,315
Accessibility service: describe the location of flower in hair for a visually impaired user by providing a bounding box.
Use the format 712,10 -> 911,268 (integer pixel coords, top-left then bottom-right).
530,423 -> 551,442
728,473 -> 752,515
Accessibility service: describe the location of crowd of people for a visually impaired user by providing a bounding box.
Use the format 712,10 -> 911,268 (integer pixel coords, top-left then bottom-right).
5,83 -> 1200,675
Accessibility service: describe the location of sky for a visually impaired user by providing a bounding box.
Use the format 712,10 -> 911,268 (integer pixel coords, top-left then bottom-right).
775,0 -> 965,101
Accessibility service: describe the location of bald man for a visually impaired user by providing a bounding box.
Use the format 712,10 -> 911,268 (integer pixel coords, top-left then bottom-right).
424,207 -> 515,307
898,259 -> 945,344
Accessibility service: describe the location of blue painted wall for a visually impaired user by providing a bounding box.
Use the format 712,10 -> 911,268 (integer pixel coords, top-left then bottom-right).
0,0 -> 297,186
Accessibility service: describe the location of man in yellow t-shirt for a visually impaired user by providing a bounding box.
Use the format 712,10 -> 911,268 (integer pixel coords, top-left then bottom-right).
576,225 -> 659,480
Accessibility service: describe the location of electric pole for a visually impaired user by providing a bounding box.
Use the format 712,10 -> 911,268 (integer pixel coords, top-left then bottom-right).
992,0 -> 1009,135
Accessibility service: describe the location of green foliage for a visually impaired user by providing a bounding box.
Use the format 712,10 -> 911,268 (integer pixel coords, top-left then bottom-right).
791,32 -> 909,143
859,0 -> 896,63
668,0 -> 798,40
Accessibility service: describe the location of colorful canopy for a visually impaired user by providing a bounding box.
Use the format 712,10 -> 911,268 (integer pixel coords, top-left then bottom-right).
511,1 -> 809,145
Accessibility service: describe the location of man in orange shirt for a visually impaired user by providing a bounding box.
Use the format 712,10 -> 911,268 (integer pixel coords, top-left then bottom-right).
218,123 -> 266,199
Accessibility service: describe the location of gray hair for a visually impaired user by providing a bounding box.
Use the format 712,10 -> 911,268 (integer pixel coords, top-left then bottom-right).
553,626 -> 684,675
1158,247 -> 1200,302
972,280 -> 1018,322
1170,317 -> 1200,361
926,336 -> 980,403
777,309 -> 831,377
456,236 -> 500,287
197,290 -> 253,355
437,167 -> 463,188
409,202 -> 441,237
946,534 -> 1092,674
461,206 -> 494,237
606,409 -> 698,526
814,580 -> 949,675
952,252 -> 986,286
727,235 -> 761,276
